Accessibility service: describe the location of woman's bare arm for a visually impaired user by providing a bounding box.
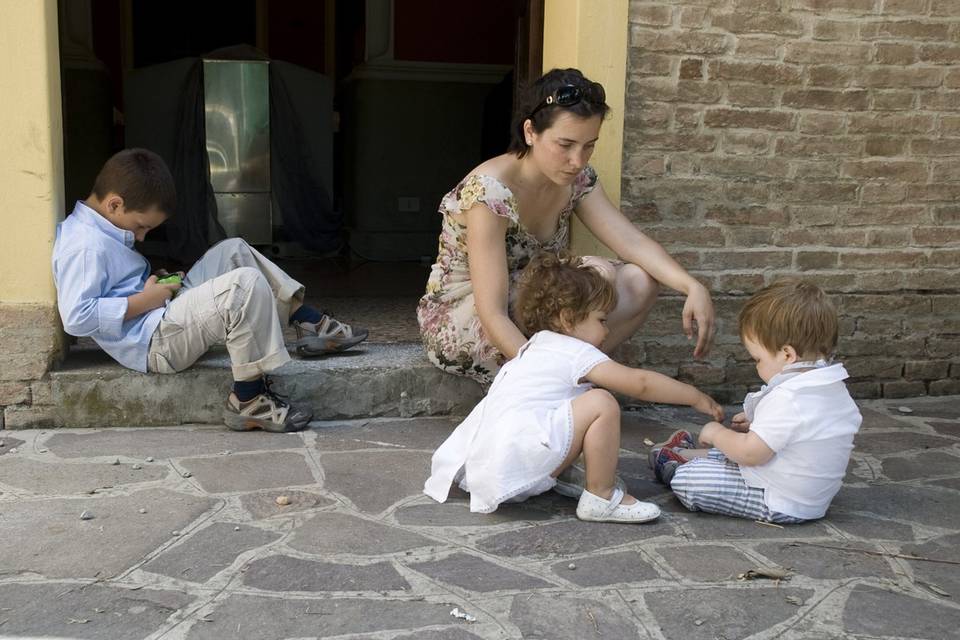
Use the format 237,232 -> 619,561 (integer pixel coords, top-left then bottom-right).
465,205 -> 528,359
575,182 -> 716,357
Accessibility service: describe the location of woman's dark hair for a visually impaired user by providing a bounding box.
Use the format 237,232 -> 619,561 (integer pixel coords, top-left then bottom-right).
91,148 -> 177,216
507,68 -> 610,158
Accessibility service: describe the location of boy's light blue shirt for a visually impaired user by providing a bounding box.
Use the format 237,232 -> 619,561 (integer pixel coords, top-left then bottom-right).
52,201 -> 165,372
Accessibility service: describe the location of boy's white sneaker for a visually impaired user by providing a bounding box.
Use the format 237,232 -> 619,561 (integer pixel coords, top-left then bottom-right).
223,391 -> 312,433
576,487 -> 661,523
293,314 -> 368,356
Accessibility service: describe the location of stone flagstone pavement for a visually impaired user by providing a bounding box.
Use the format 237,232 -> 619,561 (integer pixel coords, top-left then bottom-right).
0,396 -> 958,639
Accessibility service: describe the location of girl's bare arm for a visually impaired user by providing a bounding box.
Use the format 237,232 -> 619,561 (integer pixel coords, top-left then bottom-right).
585,360 -> 723,421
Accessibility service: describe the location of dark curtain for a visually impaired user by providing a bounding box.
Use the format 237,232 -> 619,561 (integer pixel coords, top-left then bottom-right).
270,60 -> 341,254
125,45 -> 340,263
168,59 -> 225,263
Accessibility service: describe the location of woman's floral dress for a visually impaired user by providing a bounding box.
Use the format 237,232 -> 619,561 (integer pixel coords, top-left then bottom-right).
417,165 -> 598,384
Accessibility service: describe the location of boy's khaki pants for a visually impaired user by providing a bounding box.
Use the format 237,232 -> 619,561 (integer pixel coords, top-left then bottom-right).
147,238 -> 304,380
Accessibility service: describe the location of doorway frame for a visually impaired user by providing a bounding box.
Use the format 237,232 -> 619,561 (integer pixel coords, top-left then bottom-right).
543,0 -> 629,257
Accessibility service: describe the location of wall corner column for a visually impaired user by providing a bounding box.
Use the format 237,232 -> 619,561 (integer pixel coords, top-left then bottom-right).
0,0 -> 67,428
542,0 -> 629,257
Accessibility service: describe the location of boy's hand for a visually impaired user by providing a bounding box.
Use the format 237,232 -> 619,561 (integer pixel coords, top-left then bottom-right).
729,412 -> 751,432
143,275 -> 180,306
698,421 -> 724,447
692,392 -> 724,422
125,275 -> 181,320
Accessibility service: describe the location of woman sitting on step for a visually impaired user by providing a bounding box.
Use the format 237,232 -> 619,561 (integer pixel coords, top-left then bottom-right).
417,68 -> 715,384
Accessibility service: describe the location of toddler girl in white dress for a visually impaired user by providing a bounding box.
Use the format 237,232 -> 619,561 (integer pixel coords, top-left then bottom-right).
424,252 -> 723,523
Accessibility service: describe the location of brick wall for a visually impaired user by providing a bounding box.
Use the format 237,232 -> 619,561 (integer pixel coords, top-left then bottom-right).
621,0 -> 960,402
0,305 -> 64,428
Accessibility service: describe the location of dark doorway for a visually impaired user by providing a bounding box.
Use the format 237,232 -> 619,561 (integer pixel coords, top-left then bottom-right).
62,0 -> 543,344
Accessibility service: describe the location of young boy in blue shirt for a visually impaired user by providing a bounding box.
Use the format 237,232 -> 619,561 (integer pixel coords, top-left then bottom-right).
52,148 -> 367,432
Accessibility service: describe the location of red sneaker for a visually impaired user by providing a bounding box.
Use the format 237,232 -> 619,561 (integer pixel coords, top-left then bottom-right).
653,447 -> 687,485
647,430 -> 695,469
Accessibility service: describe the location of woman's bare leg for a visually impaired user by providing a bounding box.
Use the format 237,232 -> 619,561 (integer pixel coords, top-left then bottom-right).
580,257 -> 659,353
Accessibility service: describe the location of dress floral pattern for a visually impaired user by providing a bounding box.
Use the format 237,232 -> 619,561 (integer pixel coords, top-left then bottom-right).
417,165 -> 599,384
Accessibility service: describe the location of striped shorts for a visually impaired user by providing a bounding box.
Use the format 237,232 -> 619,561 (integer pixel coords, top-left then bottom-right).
670,449 -> 806,524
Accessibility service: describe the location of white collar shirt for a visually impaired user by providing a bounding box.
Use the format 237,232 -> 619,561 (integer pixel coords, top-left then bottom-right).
738,363 -> 862,520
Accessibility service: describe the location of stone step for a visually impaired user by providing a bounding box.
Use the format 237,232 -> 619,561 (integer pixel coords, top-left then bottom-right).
49,343 -> 484,428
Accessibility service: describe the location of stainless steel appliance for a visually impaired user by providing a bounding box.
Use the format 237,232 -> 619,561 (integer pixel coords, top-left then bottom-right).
203,59 -> 271,244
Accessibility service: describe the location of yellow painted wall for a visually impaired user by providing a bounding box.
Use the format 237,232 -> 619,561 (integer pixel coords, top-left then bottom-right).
0,0 -> 63,304
543,0 -> 628,257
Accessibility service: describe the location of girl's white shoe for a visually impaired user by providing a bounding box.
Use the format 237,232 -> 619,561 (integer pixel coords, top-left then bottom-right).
576,487 -> 661,523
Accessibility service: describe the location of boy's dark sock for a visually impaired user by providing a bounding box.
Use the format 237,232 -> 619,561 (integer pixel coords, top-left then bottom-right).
289,305 -> 323,326
233,378 -> 266,402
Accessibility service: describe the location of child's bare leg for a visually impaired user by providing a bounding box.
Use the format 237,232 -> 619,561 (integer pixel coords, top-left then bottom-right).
554,389 -> 638,505
678,448 -> 711,461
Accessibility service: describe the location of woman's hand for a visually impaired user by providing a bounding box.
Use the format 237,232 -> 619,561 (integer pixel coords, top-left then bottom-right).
682,282 -> 716,359
729,412 -> 751,432
692,392 -> 724,422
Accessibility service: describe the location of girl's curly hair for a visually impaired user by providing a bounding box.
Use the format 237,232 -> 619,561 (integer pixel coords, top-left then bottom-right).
515,251 -> 618,337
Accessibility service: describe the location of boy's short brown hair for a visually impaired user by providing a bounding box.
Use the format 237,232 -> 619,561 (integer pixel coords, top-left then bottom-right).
738,279 -> 838,358
515,251 -> 617,336
91,148 -> 176,216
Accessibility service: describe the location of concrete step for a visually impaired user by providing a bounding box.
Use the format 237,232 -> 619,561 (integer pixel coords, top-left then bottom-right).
50,343 -> 484,428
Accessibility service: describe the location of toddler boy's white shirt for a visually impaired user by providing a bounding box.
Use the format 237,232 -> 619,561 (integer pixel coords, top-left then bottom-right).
738,363 -> 861,520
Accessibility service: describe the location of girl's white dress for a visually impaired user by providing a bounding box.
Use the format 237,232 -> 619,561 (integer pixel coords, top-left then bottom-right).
424,331 -> 610,513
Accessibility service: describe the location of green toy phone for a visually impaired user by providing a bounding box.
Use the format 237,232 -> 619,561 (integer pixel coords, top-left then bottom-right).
157,273 -> 182,297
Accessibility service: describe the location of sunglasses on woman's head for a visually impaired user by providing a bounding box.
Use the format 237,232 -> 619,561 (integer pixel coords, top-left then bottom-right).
528,82 -> 606,119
